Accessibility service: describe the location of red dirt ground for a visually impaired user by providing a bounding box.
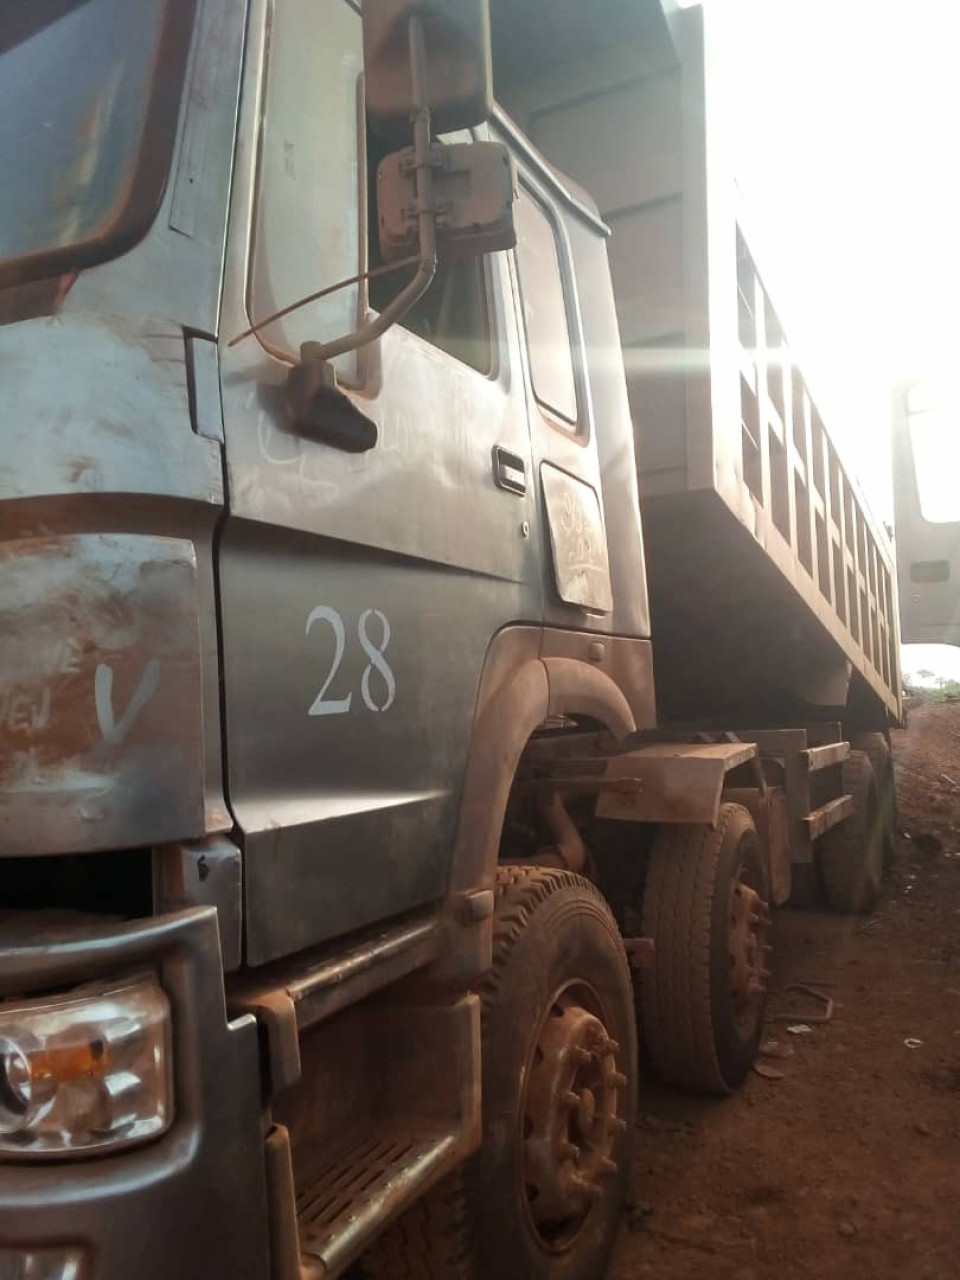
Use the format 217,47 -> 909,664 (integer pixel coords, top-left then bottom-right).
611,699 -> 960,1280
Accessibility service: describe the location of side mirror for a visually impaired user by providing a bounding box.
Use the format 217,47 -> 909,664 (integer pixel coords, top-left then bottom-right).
363,0 -> 493,138
377,140 -> 517,262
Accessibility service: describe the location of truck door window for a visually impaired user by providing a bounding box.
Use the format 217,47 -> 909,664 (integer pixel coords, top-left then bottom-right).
248,0 -> 363,381
366,132 -> 493,376
515,189 -> 578,427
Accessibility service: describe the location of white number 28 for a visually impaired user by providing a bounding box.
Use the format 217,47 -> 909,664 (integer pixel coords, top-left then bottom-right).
306,606 -> 396,716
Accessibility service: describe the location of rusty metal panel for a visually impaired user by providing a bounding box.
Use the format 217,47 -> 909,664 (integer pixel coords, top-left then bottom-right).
802,742 -> 851,773
0,534 -> 205,856
597,740 -> 758,825
280,993 -> 480,1276
803,795 -> 854,841
232,914 -> 441,1036
732,727 -> 815,865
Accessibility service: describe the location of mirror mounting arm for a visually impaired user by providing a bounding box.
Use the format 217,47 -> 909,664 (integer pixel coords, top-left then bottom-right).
298,14 -> 438,367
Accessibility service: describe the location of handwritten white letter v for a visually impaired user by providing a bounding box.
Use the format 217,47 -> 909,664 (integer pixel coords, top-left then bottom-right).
95,660 -> 162,745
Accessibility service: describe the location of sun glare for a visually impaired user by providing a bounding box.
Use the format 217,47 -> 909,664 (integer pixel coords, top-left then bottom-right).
706,0 -> 960,526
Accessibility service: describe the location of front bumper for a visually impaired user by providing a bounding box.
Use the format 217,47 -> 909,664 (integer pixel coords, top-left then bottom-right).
0,908 -> 270,1280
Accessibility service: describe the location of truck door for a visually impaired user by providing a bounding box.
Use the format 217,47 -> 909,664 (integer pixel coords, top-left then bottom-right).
215,0 -> 538,965
506,154 -> 616,627
893,382 -> 960,646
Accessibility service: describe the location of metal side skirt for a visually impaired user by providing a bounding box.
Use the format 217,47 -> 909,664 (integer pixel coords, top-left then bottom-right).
229,912 -> 441,1094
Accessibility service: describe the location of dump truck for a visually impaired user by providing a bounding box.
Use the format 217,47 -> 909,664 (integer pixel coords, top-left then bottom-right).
0,2 -> 904,1279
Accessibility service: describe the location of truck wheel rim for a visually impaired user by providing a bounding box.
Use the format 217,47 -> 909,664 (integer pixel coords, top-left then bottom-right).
520,981 -> 626,1250
728,869 -> 771,1035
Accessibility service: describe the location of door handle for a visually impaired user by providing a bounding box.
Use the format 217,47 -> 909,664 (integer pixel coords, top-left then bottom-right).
493,446 -> 526,496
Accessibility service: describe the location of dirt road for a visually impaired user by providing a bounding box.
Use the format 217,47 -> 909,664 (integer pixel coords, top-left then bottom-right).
611,700 -> 960,1280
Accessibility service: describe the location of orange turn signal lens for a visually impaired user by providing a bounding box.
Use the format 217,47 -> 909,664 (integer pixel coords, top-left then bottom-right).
0,973 -> 172,1159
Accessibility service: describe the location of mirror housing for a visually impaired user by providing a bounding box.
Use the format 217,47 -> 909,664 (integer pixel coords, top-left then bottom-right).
363,0 -> 493,138
377,140 -> 516,262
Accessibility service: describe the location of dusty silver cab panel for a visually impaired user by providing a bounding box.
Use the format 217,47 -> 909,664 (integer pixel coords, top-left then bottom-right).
217,0 -> 542,963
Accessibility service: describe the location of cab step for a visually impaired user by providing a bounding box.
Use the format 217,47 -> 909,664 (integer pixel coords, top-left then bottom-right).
298,1130 -> 458,1276
277,992 -> 480,1280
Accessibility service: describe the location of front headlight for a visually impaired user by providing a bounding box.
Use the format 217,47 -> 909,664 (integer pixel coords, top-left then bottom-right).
0,1247 -> 85,1280
0,973 -> 172,1158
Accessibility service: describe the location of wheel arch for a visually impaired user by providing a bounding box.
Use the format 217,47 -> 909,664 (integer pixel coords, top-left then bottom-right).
450,646 -> 638,899
435,632 -> 639,984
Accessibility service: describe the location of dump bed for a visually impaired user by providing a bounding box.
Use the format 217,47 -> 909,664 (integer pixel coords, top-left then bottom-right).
494,0 -> 901,727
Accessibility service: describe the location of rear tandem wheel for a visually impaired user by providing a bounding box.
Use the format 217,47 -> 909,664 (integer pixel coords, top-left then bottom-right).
851,732 -> 897,871
819,749 -> 883,913
639,803 -> 771,1095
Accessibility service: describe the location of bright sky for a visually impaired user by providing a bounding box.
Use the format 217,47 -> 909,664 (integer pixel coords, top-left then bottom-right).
692,0 -> 960,678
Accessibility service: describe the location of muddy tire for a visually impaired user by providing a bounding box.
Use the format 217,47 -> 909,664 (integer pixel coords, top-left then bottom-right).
639,804 -> 770,1096
819,749 -> 882,913
852,732 -> 897,871
361,866 -> 637,1280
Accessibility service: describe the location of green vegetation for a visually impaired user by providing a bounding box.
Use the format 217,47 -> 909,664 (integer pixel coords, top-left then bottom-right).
905,671 -> 960,702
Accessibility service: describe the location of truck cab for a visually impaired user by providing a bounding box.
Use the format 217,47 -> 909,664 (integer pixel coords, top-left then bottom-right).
1,3 -> 652,1277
